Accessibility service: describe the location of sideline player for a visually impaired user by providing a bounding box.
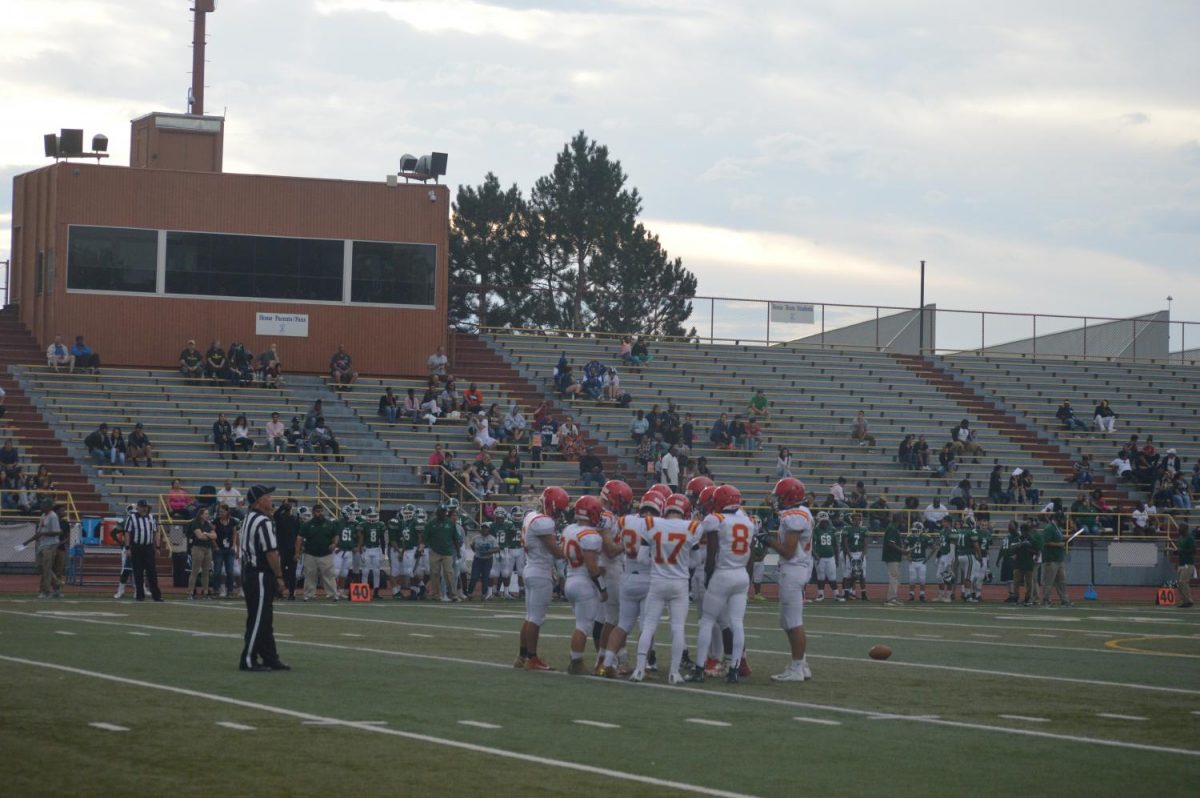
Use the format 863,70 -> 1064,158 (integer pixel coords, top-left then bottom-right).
631,493 -> 703,685
489,507 -> 522,599
334,503 -> 361,598
598,489 -> 659,677
359,506 -> 387,598
594,480 -> 632,672
811,512 -> 838,601
935,523 -> 956,603
972,520 -> 993,602
843,513 -> 868,600
515,487 -> 568,671
387,506 -> 415,599
998,521 -> 1020,603
686,484 -> 752,684
956,520 -> 980,602
561,496 -> 608,674
112,503 -> 137,599
763,477 -> 814,682
906,521 -> 932,602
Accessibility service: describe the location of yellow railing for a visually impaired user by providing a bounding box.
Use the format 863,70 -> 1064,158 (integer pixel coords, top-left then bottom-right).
315,461 -> 357,516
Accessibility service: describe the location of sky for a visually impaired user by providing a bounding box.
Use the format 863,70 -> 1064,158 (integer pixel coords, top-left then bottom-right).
2,0 -> 1198,348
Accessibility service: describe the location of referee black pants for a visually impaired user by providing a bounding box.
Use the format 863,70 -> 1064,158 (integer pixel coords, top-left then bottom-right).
280,554 -> 297,598
130,544 -> 162,600
241,567 -> 280,668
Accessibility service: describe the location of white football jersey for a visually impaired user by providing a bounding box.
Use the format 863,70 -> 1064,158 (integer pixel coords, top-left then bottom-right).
708,509 -> 754,571
777,506 -> 814,568
561,522 -> 602,578
617,513 -> 653,572
639,516 -> 703,580
597,510 -> 622,570
522,511 -> 558,576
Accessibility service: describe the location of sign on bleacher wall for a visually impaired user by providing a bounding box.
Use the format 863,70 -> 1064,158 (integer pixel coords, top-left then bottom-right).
769,302 -> 814,324
255,312 -> 310,337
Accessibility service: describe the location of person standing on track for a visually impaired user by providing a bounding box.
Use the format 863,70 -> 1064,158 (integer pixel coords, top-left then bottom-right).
763,477 -> 814,682
112,503 -> 137,599
239,485 -> 289,672
906,521 -> 932,602
515,487 -> 568,671
126,499 -> 166,602
882,515 -> 907,605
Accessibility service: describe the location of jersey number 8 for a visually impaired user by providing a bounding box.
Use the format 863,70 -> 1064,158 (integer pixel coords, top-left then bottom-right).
731,523 -> 751,555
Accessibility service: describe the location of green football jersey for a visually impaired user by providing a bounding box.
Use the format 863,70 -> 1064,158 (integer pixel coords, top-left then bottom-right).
907,532 -> 931,560
938,530 -> 955,556
977,530 -> 992,557
360,520 -> 386,547
845,526 -> 867,553
812,526 -> 837,558
999,531 -> 1020,559
336,521 -> 360,551
491,520 -> 521,549
955,528 -> 977,556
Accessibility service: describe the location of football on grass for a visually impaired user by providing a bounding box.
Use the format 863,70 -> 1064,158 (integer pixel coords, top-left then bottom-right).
868,644 -> 892,660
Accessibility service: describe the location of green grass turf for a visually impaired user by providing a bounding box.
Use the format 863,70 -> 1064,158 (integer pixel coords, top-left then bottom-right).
1,595 -> 1198,797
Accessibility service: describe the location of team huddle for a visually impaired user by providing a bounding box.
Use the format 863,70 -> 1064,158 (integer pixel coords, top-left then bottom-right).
515,476 -> 817,685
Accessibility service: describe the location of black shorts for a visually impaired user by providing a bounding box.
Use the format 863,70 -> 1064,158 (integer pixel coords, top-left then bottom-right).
1000,559 -> 1014,582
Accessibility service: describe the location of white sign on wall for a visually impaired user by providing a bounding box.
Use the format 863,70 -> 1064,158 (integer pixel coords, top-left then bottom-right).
255,312 -> 309,337
769,302 -> 815,324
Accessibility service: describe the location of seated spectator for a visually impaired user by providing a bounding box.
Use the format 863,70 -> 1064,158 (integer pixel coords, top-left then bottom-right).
108,426 -> 128,472
1152,475 -> 1175,509
1068,455 -> 1093,486
419,391 -> 442,427
582,360 -> 606,400
923,497 -> 949,531
304,400 -> 324,431
695,456 -> 715,481
987,464 -> 1008,503
1130,501 -> 1150,534
848,481 -> 868,509
618,336 -> 633,366
1,439 -> 20,481
709,413 -> 732,449
1068,492 -> 1099,534
468,452 -> 501,496
227,342 -> 255,387
485,403 -> 506,443
851,410 -> 876,447
232,414 -> 255,456
1161,448 -> 1182,478
579,447 -> 606,493
948,478 -> 972,510
471,411 -> 498,450
257,344 -> 282,388
0,384 -> 5,418
427,346 -> 449,383
379,387 -> 400,423
125,422 -> 154,467
1093,399 -> 1117,433
84,423 -> 110,468
265,413 -> 286,461
532,400 -> 553,429
950,419 -> 984,458
913,435 -> 931,470
776,446 -> 793,478
217,479 -> 245,519
936,442 -> 958,478
426,443 -> 446,486
1056,400 -> 1088,431
502,404 -> 527,444
71,335 -> 100,374
829,476 -> 848,507
212,413 -> 236,459
1109,449 -> 1133,480
629,337 -> 650,368
179,339 -> 204,381
204,340 -> 229,382
437,378 -> 459,415
537,415 -> 556,453
329,344 -> 358,389
555,364 -> 582,399
286,416 -> 313,458
1130,447 -> 1157,484
744,417 -> 762,450
463,383 -> 484,414
1021,469 -> 1039,504
498,447 -> 523,494
1171,476 -> 1192,509
602,367 -> 623,402
748,389 -> 770,420
309,417 -> 342,461
401,388 -> 421,426
46,335 -> 75,373
1192,463 -> 1200,495
166,479 -> 193,520
529,425 -> 544,463
729,415 -> 747,449
898,434 -> 916,469
557,416 -> 582,461
681,413 -> 695,453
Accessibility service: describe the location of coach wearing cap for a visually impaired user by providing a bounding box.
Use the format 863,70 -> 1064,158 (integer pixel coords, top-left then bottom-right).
239,485 -> 290,672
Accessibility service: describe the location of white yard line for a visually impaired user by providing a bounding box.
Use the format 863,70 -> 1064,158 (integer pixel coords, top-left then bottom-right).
410,633 -> 434,638
574,720 -> 620,729
1029,634 -> 1058,638
686,718 -> 731,727
999,714 -> 1049,723
458,720 -> 502,729
971,633 -> 1000,638
1096,713 -> 1148,722
128,632 -> 150,637
89,722 -> 128,731
54,630 -> 76,636
216,721 -> 256,730
793,717 -> 841,726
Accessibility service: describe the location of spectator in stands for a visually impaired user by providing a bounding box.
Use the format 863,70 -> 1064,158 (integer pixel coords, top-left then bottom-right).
681,413 -> 695,453
776,446 -> 793,478
286,416 -> 312,458
537,414 -> 556,454
400,388 -> 421,426
949,479 -> 973,510
304,400 -> 324,431
472,410 -> 498,450
468,452 -> 501,496
259,344 -> 282,388
1093,399 -> 1117,433
1068,455 -> 1093,486
555,364 -> 583,399
848,481 -> 868,509
618,336 -> 633,366
1131,446 -> 1157,485
923,497 -> 949,531
428,346 -> 449,383
950,419 -> 984,459
695,456 -> 715,482
503,404 -> 527,444
212,413 -> 235,459
17,476 -> 38,514
898,434 -> 916,469
1171,477 -> 1192,509
437,378 -> 459,415
227,343 -> 255,387
748,389 -> 770,421
84,422 -> 110,468
309,417 -> 341,461
1109,448 -> 1133,480
379,387 -> 400,423
710,413 -> 732,449
485,404 -> 507,443
0,384 -> 5,418
71,335 -> 100,374
602,367 -> 622,402
936,442 -> 958,478
127,422 -> 153,467
660,445 -> 680,492
646,404 -> 663,438
264,413 -> 286,461
179,339 -> 203,381
329,344 -> 358,388
579,447 -> 606,493
1152,474 -> 1175,509
744,417 -> 762,451
1021,469 -> 1039,505
987,464 -> 1007,504
217,479 -> 245,519
630,337 -> 650,368
624,409 -> 647,445
46,335 -> 75,373
1161,448 -> 1182,478
1130,501 -> 1150,533
829,477 -> 848,507
913,435 -> 931,470
232,414 -> 255,456
166,479 -> 193,520
425,443 -> 446,486
108,426 -> 128,472
463,383 -> 484,415
499,447 -> 523,493
1056,400 -> 1088,431
1069,492 -> 1098,534
851,410 -> 876,448
1,440 -> 20,481
729,415 -> 747,449
558,416 -> 582,461
582,360 -> 606,400
204,340 -> 229,382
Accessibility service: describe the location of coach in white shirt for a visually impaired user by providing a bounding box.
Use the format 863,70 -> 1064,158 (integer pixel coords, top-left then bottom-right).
659,446 -> 680,492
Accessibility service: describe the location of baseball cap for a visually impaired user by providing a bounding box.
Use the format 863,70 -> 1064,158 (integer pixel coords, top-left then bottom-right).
246,484 -> 276,503
136,499 -> 150,507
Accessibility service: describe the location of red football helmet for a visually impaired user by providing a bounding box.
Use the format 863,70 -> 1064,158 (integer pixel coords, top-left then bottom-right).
685,475 -> 714,500
772,477 -> 806,508
600,480 -> 633,513
575,495 -> 603,525
541,486 -> 570,517
698,485 -> 718,515
713,484 -> 742,512
647,483 -> 672,500
665,493 -> 692,518
639,490 -> 666,515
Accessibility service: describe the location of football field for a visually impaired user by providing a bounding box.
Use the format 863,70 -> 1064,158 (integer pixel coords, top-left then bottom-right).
2,594 -> 1198,797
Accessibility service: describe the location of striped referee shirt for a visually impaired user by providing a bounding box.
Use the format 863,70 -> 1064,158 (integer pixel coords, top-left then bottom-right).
240,509 -> 278,570
126,512 -> 158,546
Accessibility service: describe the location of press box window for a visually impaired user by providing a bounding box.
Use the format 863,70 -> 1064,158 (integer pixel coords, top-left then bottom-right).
67,226 -> 158,293
351,241 -> 436,306
165,231 -> 343,301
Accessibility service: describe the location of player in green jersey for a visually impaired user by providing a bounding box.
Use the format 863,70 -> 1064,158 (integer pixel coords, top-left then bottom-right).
812,512 -> 839,601
359,506 -> 388,598
751,502 -> 776,601
954,520 -> 979,602
935,526 -> 956,603
334,503 -> 362,598
998,521 -> 1021,603
905,521 -> 933,602
488,507 -> 523,599
971,521 -> 993,602
842,518 -> 869,600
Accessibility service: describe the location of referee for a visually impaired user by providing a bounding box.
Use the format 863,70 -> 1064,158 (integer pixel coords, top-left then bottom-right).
239,485 -> 290,672
127,499 -> 165,602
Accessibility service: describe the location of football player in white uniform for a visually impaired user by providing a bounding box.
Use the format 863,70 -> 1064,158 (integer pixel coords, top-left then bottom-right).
515,487 -> 568,672
598,489 -> 660,677
631,493 -> 704,685
594,480 -> 633,673
763,477 -> 814,682
686,484 -> 753,684
561,496 -> 609,674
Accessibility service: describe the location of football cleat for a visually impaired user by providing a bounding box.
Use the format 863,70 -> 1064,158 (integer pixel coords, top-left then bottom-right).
802,661 -> 813,680
703,657 -> 721,677
629,668 -> 645,683
512,655 -> 527,669
684,665 -> 705,683
725,667 -> 739,685
525,656 -> 554,671
668,671 -> 684,685
751,593 -> 766,602
770,663 -> 807,682
566,659 -> 585,675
